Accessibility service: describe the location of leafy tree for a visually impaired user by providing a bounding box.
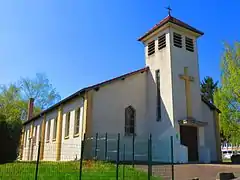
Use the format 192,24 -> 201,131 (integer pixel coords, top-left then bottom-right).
19,73 -> 61,110
214,42 -> 240,144
201,76 -> 218,103
0,73 -> 60,162
0,84 -> 26,120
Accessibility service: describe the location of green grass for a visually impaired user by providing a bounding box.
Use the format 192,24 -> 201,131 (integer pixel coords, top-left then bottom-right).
222,158 -> 232,163
0,161 -> 161,180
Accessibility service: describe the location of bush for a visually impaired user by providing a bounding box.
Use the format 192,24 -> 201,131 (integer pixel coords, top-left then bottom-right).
231,154 -> 240,164
0,114 -> 22,164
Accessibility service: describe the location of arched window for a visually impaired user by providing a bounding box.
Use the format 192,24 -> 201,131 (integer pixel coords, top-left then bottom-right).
125,106 -> 135,136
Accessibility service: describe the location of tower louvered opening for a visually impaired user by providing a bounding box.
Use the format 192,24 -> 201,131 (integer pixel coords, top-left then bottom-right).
173,32 -> 182,48
148,40 -> 155,56
158,34 -> 166,50
185,37 -> 194,52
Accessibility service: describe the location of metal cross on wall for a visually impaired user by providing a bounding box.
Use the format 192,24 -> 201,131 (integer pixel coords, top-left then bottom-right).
179,67 -> 194,117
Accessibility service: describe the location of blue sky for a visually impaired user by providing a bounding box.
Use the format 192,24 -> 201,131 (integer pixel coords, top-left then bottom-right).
0,1 -> 239,99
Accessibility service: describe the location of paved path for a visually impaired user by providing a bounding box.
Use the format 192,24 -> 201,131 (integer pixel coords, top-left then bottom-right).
137,164 -> 240,180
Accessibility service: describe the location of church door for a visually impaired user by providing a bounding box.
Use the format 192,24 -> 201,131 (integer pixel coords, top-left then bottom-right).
180,125 -> 198,162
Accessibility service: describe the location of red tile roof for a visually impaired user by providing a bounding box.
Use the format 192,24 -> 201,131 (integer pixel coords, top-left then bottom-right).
138,15 -> 204,41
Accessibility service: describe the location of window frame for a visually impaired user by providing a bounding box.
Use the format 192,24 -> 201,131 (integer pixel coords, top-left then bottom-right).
64,112 -> 71,139
46,120 -> 51,143
24,131 -> 27,147
155,69 -> 161,121
33,126 -> 37,146
185,36 -> 194,52
158,33 -> 166,50
148,40 -> 155,56
74,107 -> 81,137
124,106 -> 136,136
173,32 -> 182,48
52,115 -> 58,141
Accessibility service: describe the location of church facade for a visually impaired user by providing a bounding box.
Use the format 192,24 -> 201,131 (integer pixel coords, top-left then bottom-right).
20,14 -> 221,163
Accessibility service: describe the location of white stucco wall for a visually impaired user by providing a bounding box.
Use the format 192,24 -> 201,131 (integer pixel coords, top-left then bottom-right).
44,110 -> 58,161
22,96 -> 84,161
61,98 -> 84,161
144,28 -> 175,137
201,101 -> 217,161
22,123 -> 31,161
91,71 -> 147,136
170,28 -> 202,128
22,117 -> 42,161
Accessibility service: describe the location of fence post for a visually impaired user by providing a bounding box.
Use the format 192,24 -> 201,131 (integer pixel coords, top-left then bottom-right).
132,133 -> 135,168
79,133 -> 86,180
94,133 -> 98,160
105,132 -> 108,161
122,144 -> 125,180
34,141 -> 41,180
116,133 -> 120,180
170,136 -> 174,180
148,134 -> 152,180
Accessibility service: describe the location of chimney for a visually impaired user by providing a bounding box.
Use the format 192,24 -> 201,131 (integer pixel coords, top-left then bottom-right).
27,98 -> 34,120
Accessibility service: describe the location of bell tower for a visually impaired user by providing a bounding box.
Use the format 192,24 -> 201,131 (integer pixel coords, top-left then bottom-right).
138,11 -> 204,135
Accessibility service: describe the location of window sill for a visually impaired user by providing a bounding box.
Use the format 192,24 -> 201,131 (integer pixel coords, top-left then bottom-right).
52,138 -> 56,142
46,140 -> 49,143
64,136 -> 69,140
73,133 -> 79,138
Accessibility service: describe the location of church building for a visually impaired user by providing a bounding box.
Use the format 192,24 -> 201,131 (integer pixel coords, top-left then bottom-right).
20,13 -> 221,163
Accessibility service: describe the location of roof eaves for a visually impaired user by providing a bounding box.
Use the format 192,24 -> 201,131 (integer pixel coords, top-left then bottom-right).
138,15 -> 204,42
201,95 -> 221,113
22,88 -> 87,125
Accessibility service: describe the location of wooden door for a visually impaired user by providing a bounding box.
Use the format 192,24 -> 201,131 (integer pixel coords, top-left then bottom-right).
180,125 -> 199,162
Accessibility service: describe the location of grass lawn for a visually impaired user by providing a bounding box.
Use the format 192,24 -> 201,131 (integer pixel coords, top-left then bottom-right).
0,161 -> 161,180
222,158 -> 232,163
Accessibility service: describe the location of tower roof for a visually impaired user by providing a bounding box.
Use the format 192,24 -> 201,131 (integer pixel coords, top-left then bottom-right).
138,15 -> 204,42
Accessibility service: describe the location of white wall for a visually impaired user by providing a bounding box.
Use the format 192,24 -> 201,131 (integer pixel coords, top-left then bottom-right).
44,109 -> 58,161
22,96 -> 84,161
170,28 -> 202,128
201,101 -> 217,161
22,123 -> 31,161
61,97 -> 84,161
91,71 -> 147,137
144,28 -> 175,137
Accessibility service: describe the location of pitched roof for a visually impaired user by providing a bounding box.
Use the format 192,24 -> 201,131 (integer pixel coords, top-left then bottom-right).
201,95 -> 221,113
23,67 -> 149,125
138,15 -> 204,41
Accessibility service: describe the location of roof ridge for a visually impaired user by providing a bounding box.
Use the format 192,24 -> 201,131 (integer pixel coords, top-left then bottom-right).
138,15 -> 203,41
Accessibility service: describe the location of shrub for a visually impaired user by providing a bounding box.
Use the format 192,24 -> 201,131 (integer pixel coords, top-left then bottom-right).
231,154 -> 240,164
0,114 -> 22,163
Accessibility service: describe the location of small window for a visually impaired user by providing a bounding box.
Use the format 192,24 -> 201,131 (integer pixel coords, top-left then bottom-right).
46,120 -> 51,142
74,108 -> 80,136
24,131 -> 27,147
38,124 -> 41,142
148,40 -> 155,56
185,37 -> 194,52
33,126 -> 37,146
155,70 -> 161,121
173,32 -> 182,48
125,106 -> 135,136
65,112 -> 70,138
158,34 -> 166,50
52,116 -> 58,141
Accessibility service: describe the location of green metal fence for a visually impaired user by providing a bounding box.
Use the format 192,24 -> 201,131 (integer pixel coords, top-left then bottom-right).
0,133 -> 175,180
